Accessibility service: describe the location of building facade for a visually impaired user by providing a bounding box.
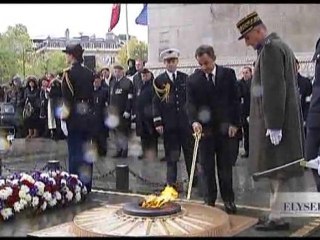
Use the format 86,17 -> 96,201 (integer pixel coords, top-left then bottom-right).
147,4 -> 320,78
32,29 -> 131,68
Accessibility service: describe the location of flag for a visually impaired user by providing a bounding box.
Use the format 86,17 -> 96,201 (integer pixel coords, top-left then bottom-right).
108,4 -> 121,32
135,4 -> 147,25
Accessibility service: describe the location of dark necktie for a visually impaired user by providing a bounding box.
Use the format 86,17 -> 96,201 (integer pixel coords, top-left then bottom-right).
172,73 -> 176,82
208,73 -> 215,87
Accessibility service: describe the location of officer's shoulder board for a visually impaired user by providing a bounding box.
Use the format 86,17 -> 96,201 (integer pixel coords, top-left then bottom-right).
62,67 -> 74,96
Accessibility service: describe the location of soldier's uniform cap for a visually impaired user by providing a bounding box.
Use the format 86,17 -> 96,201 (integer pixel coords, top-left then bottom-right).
236,11 -> 264,40
62,43 -> 84,56
160,48 -> 180,61
141,68 -> 151,74
113,63 -> 124,70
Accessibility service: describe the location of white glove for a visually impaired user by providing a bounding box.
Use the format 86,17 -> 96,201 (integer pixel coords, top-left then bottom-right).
123,112 -> 131,119
266,129 -> 282,146
246,116 -> 250,122
61,120 -> 68,137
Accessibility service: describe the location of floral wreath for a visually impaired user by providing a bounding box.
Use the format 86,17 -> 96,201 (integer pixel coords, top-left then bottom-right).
0,170 -> 87,221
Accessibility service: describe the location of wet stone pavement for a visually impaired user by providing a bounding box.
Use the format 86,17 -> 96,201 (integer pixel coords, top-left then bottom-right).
1,137 -> 320,237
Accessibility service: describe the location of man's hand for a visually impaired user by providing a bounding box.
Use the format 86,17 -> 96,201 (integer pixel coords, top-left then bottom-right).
192,122 -> 203,134
266,129 -> 282,145
156,126 -> 164,135
228,125 -> 238,138
123,112 -> 131,119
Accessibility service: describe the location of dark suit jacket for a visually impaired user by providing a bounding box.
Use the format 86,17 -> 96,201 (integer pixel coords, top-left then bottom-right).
297,73 -> 312,121
186,65 -> 240,136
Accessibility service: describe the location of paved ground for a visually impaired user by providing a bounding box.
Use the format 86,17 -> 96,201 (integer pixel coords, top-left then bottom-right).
1,137 -> 320,236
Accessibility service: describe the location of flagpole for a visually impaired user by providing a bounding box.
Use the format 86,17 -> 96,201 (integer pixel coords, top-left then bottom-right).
125,4 -> 130,60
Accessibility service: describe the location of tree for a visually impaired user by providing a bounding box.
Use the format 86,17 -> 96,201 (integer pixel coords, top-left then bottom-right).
116,37 -> 148,67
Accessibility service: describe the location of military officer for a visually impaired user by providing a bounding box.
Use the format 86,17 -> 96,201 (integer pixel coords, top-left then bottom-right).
109,64 -> 133,158
61,43 -> 95,193
236,12 -> 305,230
152,48 -> 195,191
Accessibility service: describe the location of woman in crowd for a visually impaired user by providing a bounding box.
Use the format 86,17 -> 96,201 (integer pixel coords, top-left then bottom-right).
23,76 -> 40,139
39,77 -> 49,137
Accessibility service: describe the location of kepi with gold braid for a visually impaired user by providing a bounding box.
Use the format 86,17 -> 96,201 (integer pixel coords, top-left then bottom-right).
236,11 -> 264,40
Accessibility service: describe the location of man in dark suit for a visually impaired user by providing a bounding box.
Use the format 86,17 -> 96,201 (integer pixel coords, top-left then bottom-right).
61,43 -> 95,192
152,48 -> 194,191
186,45 -> 240,214
132,59 -> 145,127
306,38 -> 320,192
109,64 -> 133,158
238,66 -> 252,158
295,59 -> 312,125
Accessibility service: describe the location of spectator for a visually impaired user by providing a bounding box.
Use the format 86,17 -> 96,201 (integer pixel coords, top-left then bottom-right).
39,77 -> 49,137
23,76 -> 40,139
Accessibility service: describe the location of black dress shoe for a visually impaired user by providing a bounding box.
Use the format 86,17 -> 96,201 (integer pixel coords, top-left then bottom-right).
112,151 -> 122,158
224,202 -> 237,214
160,157 -> 166,162
138,155 -> 144,160
255,220 -> 290,231
241,152 -> 249,158
205,201 -> 215,207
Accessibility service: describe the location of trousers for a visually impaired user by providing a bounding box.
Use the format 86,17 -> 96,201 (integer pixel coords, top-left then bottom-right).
67,130 -> 93,192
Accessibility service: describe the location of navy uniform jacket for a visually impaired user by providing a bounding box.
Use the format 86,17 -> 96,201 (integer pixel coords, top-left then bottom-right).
109,76 -> 133,117
307,38 -> 320,129
135,79 -> 158,137
186,65 -> 240,136
152,71 -> 190,132
297,73 -> 312,121
61,62 -> 94,133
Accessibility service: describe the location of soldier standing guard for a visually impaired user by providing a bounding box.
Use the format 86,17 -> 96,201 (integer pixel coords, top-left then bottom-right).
109,64 -> 133,158
61,43 -> 95,193
152,48 -> 195,191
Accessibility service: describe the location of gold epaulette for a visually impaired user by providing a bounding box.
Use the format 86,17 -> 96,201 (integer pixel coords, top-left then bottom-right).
153,79 -> 170,103
62,67 -> 74,96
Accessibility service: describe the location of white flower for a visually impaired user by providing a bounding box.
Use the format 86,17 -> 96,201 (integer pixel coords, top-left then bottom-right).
55,192 -> 62,201
43,191 -> 52,201
0,188 -> 11,200
13,202 -> 23,212
19,190 -> 27,199
82,186 -> 88,195
25,194 -> 32,202
40,173 -> 49,179
48,198 -> 57,207
20,199 -> 28,208
61,179 -> 67,186
0,179 -> 5,187
66,191 -> 73,201
12,180 -> 19,186
70,174 -> 78,179
77,180 -> 83,187
60,171 -> 69,177
35,182 -> 45,196
1,208 -> 13,220
41,201 -> 47,211
21,185 -> 30,193
32,197 -> 39,208
75,192 -> 81,203
48,178 -> 56,185
75,186 -> 81,193
20,174 -> 35,184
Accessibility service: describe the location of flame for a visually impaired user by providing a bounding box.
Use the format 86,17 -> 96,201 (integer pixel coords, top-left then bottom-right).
141,185 -> 178,208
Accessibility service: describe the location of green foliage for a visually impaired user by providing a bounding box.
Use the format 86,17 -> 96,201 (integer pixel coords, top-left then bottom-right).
0,24 -> 67,84
116,37 -> 148,67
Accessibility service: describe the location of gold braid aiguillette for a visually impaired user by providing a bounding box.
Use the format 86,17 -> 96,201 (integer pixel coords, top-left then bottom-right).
153,79 -> 171,103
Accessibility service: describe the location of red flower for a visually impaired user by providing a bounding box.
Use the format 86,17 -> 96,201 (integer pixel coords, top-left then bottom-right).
20,180 -> 34,188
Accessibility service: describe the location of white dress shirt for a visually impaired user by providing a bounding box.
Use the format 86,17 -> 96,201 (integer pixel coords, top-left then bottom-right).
165,70 -> 178,82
